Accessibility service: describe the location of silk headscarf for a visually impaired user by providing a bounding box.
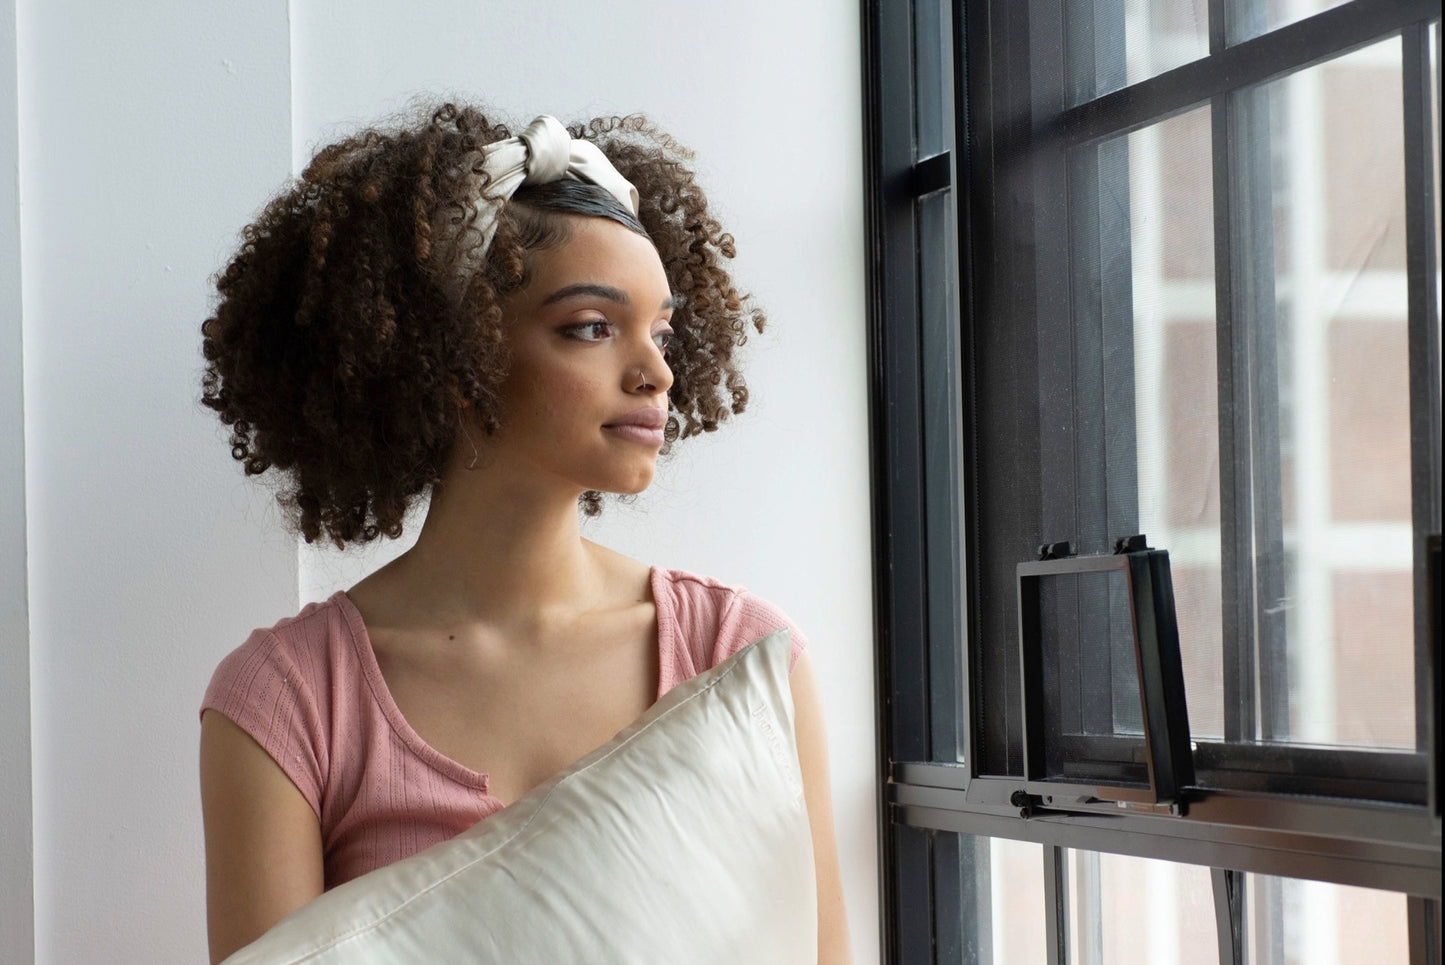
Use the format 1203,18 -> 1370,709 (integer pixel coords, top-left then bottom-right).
438,115 -> 641,300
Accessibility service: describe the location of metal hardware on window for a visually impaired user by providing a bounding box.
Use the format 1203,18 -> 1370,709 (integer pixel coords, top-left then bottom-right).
1017,535 -> 1195,813
908,151 -> 951,198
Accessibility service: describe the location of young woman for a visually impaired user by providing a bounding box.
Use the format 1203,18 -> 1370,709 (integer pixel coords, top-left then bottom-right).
198,105 -> 851,963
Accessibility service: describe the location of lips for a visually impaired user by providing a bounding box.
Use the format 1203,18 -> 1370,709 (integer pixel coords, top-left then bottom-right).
603,406 -> 667,446
605,406 -> 668,430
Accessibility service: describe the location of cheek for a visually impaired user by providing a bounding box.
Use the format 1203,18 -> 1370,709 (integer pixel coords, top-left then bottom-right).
505,358 -> 605,426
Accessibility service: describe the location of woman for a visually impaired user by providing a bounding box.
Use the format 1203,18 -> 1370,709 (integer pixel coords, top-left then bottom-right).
198,105 -> 850,962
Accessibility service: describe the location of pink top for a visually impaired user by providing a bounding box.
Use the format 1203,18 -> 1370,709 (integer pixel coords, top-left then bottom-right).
200,566 -> 807,888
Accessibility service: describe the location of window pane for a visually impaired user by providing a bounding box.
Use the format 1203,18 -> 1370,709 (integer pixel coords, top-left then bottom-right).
1255,38 -> 1414,747
1233,0 -> 1351,45
988,839 -> 1047,964
1065,850 -> 1217,965
1068,103 -> 1225,742
1040,568 -> 1141,741
1136,105 -> 1224,743
1066,0 -> 1210,105
1245,873 -> 1410,964
915,0 -> 954,158
1032,566 -> 1153,789
919,187 -> 967,763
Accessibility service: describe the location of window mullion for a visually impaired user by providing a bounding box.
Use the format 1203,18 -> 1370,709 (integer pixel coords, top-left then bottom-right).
916,0 -> 966,767
1212,16 -> 1290,743
1238,81 -> 1290,743
1043,844 -> 1070,965
1210,867 -> 1246,965
890,825 -> 937,963
1406,895 -> 1441,965
1401,19 -> 1443,754
1211,90 -> 1257,745
1073,849 -> 1103,965
929,829 -> 964,962
868,0 -> 930,767
951,0 -> 981,787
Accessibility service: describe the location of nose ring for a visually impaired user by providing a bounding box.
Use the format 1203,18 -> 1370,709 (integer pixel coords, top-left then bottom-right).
637,368 -> 650,389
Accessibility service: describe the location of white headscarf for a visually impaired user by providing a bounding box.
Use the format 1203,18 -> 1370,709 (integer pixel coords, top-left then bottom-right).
438,115 -> 640,300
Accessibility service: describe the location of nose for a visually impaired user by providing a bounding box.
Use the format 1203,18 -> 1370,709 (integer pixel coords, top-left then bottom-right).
632,364 -> 671,394
630,341 -> 673,395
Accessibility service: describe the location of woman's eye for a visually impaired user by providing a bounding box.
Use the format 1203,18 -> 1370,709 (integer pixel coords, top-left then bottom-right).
566,320 -> 612,342
652,330 -> 675,351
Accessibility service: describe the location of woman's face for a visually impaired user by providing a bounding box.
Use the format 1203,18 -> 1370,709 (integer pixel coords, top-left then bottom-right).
483,215 -> 676,498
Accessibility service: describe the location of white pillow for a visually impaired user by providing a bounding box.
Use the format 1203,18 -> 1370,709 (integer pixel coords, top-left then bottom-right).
223,630 -> 817,964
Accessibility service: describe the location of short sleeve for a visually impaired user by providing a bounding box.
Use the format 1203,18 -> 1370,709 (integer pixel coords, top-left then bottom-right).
711,588 -> 809,673
200,629 -> 328,819
653,568 -> 810,695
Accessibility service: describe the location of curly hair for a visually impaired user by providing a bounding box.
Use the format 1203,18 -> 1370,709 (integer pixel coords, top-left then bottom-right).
201,103 -> 765,546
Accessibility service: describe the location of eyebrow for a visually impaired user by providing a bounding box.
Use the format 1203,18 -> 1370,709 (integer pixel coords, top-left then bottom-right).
541,283 -> 629,306
541,284 -> 682,313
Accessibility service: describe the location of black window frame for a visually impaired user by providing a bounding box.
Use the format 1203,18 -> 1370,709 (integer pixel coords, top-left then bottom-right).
863,0 -> 1444,961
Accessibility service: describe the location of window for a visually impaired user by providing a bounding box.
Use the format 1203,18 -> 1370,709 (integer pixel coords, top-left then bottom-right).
863,0 -> 1442,961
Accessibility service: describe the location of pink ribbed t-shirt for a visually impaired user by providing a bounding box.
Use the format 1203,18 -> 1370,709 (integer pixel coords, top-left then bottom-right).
200,566 -> 806,889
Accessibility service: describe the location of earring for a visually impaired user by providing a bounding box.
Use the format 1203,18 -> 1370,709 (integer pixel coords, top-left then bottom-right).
459,420 -> 480,471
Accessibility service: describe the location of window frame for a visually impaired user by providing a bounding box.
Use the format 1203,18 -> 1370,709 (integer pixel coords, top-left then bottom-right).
863,0 -> 1444,961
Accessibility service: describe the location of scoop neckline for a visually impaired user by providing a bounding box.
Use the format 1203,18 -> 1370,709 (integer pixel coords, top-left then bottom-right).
328,566 -> 675,796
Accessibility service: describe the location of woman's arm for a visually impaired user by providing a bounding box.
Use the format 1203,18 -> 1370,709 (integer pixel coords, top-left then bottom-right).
790,652 -> 854,964
199,710 -> 325,964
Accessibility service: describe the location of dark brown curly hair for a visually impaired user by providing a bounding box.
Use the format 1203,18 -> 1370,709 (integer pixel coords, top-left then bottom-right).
201,103 -> 764,546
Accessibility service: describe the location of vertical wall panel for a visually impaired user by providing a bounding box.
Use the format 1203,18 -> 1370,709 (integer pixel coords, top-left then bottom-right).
18,2 -> 294,961
1,0 -> 32,960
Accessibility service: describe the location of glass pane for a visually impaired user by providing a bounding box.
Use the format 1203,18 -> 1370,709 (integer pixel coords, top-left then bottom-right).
1245,873 -> 1410,964
1234,0 -> 1350,45
915,0 -> 954,158
1068,103 -> 1224,741
989,839 -> 1047,964
1254,38 -> 1414,746
1139,105 -> 1224,743
919,189 -> 967,763
1066,0 -> 1210,105
1034,566 -> 1151,788
1066,850 -> 1217,965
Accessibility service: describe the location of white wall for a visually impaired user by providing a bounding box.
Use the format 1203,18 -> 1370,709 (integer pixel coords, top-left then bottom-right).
12,1 -> 877,962
19,3 -> 298,962
2,1 -> 33,962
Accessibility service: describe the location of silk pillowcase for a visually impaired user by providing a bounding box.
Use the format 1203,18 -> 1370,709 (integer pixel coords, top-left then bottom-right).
223,629 -> 817,964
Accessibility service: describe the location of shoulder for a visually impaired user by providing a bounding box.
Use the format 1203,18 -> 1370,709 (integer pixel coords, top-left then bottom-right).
202,594 -> 356,712
652,567 -> 808,674
199,594 -> 364,810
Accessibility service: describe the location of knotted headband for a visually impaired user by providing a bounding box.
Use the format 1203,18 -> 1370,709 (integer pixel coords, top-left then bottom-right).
438,115 -> 641,300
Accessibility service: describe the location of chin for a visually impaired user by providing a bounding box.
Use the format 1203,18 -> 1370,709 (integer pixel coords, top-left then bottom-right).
599,466 -> 657,497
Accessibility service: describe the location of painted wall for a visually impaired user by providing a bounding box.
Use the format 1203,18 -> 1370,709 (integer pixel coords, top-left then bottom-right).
2,1 -> 33,962
17,3 -> 298,962
11,1 -> 876,961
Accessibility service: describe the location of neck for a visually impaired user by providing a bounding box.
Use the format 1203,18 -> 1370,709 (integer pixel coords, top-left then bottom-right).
365,465 -> 605,632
